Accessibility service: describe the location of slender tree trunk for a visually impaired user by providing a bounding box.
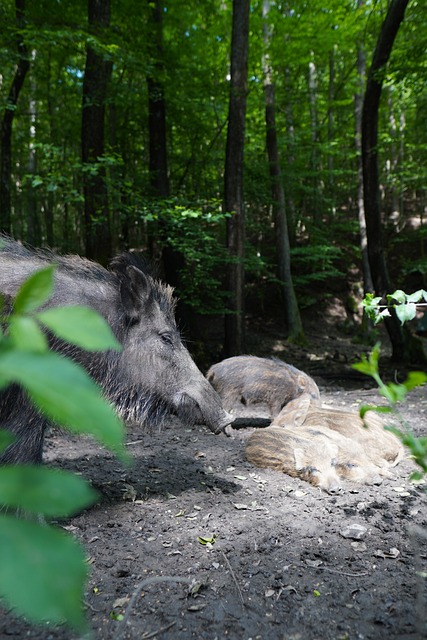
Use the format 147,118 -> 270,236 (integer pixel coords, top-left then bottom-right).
0,0 -> 29,235
223,0 -> 250,357
82,0 -> 113,263
362,0 -> 424,363
308,54 -> 321,224
26,50 -> 40,246
327,47 -> 336,218
355,2 -> 374,295
262,0 -> 304,343
147,1 -> 169,199
283,66 -> 296,244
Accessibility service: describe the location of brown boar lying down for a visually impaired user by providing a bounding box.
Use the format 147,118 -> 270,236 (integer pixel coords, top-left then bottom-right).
245,396 -> 404,493
207,355 -> 320,419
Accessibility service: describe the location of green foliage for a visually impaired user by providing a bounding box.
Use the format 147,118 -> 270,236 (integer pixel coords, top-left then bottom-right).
354,308 -> 427,478
0,266 -> 128,632
139,198 -> 233,314
363,289 -> 427,325
1,0 -> 426,314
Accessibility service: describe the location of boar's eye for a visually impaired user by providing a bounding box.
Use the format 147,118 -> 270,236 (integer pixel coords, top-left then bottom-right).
304,466 -> 319,475
159,332 -> 174,346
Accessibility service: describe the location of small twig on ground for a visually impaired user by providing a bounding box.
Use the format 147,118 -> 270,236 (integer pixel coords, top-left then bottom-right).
317,567 -> 369,578
116,576 -> 193,640
142,621 -> 176,639
221,551 -> 245,608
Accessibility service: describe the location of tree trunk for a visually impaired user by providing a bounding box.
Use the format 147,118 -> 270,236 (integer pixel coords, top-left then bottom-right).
362,0 -> 424,363
283,66 -> 296,244
308,54 -> 321,224
82,0 -> 113,264
223,0 -> 250,357
262,0 -> 304,343
26,50 -> 40,246
355,1 -> 374,295
327,47 -> 336,218
147,1 -> 169,199
0,0 -> 29,235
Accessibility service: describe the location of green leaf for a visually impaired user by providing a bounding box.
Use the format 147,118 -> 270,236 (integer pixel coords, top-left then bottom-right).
9,316 -> 48,353
0,351 -> 128,463
13,267 -> 55,315
359,404 -> 392,419
388,289 -> 406,305
377,308 -> 391,323
395,302 -> 416,324
352,343 -> 381,378
402,371 -> 427,391
0,515 -> 88,632
407,290 -> 427,303
0,466 -> 98,516
0,429 -> 14,452
37,306 -> 122,351
379,382 -> 406,404
197,534 -> 217,545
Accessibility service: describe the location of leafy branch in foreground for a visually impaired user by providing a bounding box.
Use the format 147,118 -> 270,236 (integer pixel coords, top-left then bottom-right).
0,266 -> 128,634
354,299 -> 427,480
363,289 -> 427,325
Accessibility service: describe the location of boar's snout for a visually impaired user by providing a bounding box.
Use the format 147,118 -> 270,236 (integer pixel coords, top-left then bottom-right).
172,391 -> 234,433
326,480 -> 342,494
316,470 -> 342,494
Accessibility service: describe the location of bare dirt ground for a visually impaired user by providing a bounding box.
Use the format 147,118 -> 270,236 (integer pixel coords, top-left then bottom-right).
1,318 -> 426,640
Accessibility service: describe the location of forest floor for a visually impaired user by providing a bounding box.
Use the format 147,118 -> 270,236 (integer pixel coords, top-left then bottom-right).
1,303 -> 426,640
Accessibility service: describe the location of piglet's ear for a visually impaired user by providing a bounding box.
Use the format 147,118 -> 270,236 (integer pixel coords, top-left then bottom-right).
293,448 -> 306,471
119,265 -> 154,320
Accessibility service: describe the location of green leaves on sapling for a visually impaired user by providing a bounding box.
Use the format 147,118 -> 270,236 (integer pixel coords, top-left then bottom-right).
363,289 -> 427,325
0,265 -> 131,632
11,266 -> 122,353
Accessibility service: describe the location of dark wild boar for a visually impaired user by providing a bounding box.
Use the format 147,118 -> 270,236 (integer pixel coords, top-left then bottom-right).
207,355 -> 320,419
0,237 -> 232,464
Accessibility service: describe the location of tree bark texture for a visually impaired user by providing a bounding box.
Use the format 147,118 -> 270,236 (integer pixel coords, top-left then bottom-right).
0,0 -> 29,235
147,1 -> 169,198
224,0 -> 250,357
362,0 -> 421,362
82,0 -> 113,263
355,0 -> 374,295
262,0 -> 304,342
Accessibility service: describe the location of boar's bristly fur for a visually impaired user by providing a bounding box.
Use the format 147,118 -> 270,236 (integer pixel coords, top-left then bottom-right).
0,236 -> 232,464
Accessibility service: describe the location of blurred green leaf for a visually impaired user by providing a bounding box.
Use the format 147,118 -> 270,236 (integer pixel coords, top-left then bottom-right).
395,302 -> 416,324
9,316 -> 48,353
0,429 -> 14,453
0,466 -> 98,516
37,306 -> 121,351
0,515 -> 88,632
13,267 -> 55,315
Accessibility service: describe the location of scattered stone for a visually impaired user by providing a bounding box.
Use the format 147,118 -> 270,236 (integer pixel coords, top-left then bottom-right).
340,524 -> 368,540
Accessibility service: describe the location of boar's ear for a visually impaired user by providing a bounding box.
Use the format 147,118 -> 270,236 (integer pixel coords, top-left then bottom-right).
293,448 -> 306,471
120,266 -> 155,320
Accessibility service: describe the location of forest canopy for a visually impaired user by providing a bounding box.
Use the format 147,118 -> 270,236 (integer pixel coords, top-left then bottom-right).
0,0 -> 426,356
